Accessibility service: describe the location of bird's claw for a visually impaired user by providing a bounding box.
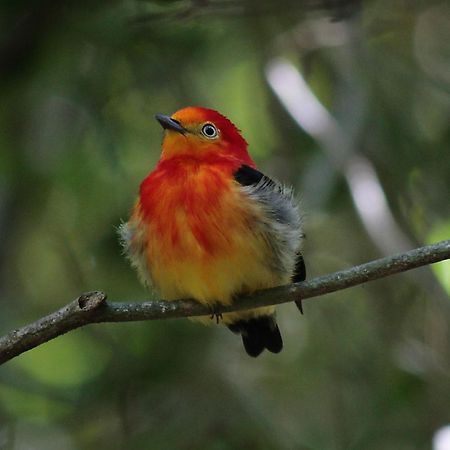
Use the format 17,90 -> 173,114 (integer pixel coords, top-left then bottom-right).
295,299 -> 304,315
209,308 -> 223,324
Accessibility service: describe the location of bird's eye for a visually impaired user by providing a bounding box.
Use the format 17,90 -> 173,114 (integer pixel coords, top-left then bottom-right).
201,123 -> 218,139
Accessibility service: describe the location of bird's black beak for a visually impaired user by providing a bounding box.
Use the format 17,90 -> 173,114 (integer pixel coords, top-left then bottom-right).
155,114 -> 186,134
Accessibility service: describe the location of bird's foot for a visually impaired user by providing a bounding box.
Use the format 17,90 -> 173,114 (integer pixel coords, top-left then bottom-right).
209,307 -> 223,324
295,299 -> 304,315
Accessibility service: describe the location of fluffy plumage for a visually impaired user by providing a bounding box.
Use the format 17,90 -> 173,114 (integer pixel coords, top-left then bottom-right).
119,106 -> 305,356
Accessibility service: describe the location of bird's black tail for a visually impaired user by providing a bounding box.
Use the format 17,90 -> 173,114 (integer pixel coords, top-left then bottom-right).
228,316 -> 283,357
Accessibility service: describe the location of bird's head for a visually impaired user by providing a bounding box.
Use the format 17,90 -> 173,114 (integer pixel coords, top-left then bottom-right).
155,107 -> 251,163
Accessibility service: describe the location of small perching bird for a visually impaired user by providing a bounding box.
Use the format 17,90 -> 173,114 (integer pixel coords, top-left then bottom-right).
120,107 -> 305,357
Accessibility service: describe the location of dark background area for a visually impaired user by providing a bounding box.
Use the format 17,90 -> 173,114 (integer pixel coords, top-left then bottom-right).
1,1 -> 449,449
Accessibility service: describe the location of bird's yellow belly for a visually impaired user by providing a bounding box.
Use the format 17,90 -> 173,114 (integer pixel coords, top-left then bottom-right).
144,202 -> 286,324
151,242 -> 280,324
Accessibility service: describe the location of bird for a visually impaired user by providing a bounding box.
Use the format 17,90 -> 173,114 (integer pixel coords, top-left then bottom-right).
119,107 -> 305,357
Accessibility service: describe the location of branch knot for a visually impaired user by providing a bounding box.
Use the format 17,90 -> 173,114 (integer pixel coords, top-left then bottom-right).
77,291 -> 107,311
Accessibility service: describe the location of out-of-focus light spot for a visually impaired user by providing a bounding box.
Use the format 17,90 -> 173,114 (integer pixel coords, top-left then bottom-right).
266,58 -> 350,157
433,426 -> 450,450
345,156 -> 411,253
266,58 -> 330,134
346,157 -> 387,221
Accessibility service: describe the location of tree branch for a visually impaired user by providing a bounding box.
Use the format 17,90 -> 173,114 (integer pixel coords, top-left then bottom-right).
1,240 -> 449,365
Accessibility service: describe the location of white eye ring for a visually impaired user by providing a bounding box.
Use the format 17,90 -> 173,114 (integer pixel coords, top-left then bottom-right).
201,123 -> 218,139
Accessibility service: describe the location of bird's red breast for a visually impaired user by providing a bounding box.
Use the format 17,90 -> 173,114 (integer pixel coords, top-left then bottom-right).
139,107 -> 257,259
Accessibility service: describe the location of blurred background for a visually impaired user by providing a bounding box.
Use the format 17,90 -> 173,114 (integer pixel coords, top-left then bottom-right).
1,0 -> 449,449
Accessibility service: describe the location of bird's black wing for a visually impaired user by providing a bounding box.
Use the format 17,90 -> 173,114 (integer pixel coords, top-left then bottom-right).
233,164 -> 275,188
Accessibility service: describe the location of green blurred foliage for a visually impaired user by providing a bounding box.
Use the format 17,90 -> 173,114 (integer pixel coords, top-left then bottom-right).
0,1 -> 449,449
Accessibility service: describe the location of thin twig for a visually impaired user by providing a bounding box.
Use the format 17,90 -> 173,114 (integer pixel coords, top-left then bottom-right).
0,240 -> 449,365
